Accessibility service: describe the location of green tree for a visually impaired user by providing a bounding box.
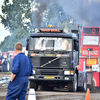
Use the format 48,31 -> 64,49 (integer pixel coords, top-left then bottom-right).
0,0 -> 72,52
0,0 -> 33,33
0,0 -> 34,52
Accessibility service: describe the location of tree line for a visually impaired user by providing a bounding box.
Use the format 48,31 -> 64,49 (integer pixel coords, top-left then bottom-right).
0,0 -> 72,52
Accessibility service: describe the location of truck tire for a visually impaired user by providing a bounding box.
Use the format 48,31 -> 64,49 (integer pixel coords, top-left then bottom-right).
7,62 -> 10,72
30,81 -> 38,91
68,73 -> 78,92
83,74 -> 87,91
0,66 -> 3,72
77,74 -> 87,91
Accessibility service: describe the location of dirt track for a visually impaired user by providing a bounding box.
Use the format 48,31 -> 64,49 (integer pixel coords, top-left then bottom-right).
0,72 -> 100,100
0,72 -> 29,100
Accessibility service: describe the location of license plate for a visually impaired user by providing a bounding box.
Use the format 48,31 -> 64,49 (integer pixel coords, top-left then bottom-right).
45,76 -> 55,79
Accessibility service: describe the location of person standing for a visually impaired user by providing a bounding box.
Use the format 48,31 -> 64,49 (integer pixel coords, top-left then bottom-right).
0,54 -> 3,66
6,42 -> 33,100
3,58 -> 7,72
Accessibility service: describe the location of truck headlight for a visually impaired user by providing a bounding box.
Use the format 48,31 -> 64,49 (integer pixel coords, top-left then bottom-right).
64,71 -> 70,75
30,76 -> 34,79
33,70 -> 36,74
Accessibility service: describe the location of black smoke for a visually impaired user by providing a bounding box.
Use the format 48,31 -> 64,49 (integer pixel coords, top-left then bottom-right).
32,0 -> 100,28
32,0 -> 52,28
57,0 -> 100,26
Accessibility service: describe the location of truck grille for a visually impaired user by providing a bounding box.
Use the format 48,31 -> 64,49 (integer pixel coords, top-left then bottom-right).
41,70 -> 58,75
31,57 -> 40,67
31,57 -> 71,68
40,57 -> 59,67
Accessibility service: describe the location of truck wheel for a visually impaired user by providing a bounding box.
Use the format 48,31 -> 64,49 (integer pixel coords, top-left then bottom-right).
30,81 -> 38,91
7,62 -> 10,72
83,75 -> 87,91
68,73 -> 77,92
78,74 -> 87,91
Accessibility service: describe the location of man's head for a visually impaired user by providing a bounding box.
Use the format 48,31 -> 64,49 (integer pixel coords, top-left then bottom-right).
15,42 -> 23,54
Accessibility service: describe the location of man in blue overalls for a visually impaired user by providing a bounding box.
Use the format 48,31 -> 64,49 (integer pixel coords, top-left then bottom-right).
6,42 -> 33,100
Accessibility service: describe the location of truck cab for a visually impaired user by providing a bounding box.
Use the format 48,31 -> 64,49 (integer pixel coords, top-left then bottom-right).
26,27 -> 86,91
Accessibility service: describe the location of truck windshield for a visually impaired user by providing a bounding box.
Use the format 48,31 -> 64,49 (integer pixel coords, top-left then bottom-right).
83,36 -> 99,45
30,37 -> 72,51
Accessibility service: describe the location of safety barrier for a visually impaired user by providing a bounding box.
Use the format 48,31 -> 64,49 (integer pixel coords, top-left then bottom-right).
28,88 -> 36,100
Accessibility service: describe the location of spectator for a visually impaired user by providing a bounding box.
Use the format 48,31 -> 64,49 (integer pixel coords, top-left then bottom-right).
6,42 -> 33,100
3,58 -> 7,72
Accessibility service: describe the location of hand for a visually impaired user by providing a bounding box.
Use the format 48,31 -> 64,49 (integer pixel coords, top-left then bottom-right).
28,76 -> 30,79
11,73 -> 16,82
11,80 -> 13,82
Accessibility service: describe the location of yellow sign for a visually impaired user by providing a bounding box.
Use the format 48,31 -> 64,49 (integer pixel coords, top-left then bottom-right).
45,76 -> 55,79
45,54 -> 55,56
86,59 -> 97,66
41,29 -> 61,32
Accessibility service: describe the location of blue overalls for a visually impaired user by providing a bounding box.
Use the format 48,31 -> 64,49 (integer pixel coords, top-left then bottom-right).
6,53 -> 33,100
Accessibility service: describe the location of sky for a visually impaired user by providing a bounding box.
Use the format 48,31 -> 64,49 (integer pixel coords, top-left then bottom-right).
0,0 -> 100,43
0,0 -> 10,42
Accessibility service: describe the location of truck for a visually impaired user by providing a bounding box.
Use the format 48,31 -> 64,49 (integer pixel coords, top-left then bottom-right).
0,51 -> 17,72
1,49 -> 27,72
0,53 -> 3,72
79,26 -> 100,90
26,26 -> 87,92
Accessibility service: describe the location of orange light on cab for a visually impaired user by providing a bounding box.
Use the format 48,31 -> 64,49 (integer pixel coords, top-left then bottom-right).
31,53 -> 36,56
70,71 -> 74,75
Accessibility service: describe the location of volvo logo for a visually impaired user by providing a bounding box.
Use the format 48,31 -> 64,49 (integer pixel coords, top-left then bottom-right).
62,62 -> 68,66
63,62 -> 66,64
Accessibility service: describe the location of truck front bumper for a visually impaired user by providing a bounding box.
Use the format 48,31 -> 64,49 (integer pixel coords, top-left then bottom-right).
30,75 -> 74,82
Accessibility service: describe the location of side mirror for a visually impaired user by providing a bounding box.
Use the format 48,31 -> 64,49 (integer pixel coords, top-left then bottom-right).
26,38 -> 29,50
74,42 -> 79,51
71,30 -> 79,39
26,43 -> 28,50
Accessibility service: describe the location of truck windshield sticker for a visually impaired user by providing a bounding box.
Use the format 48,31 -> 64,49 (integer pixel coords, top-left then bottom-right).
45,54 -> 55,56
30,37 -> 72,51
40,28 -> 63,33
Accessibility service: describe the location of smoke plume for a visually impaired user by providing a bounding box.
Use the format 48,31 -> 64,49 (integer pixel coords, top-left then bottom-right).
32,0 -> 100,28
32,0 -> 52,28
57,0 -> 100,26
